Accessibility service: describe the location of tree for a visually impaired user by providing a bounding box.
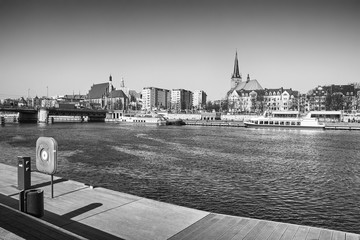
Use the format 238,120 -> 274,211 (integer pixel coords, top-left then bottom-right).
325,93 -> 332,110
220,99 -> 229,112
331,93 -> 344,111
204,101 -> 214,112
256,91 -> 266,113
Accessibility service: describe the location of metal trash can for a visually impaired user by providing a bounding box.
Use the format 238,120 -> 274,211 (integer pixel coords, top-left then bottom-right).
25,189 -> 44,218
18,156 -> 31,190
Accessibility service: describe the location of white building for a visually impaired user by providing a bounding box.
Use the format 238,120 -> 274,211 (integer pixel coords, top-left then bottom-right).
192,90 -> 207,110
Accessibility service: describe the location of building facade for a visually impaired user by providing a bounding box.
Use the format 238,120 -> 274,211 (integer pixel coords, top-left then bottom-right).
263,88 -> 299,111
141,87 -> 171,111
227,51 -> 264,113
308,84 -> 359,112
192,90 -> 207,110
88,75 -> 115,109
171,89 -> 193,112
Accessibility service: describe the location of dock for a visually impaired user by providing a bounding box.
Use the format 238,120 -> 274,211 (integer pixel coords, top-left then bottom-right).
1,163 -> 359,240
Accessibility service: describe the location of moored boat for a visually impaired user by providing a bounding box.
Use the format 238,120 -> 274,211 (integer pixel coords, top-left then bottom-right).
244,111 -> 325,129
119,114 -> 167,126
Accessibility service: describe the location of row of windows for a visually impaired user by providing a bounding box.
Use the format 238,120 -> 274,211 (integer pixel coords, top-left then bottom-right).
252,120 -> 301,126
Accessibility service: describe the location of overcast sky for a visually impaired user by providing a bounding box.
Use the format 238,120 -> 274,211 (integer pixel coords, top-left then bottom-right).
0,0 -> 359,100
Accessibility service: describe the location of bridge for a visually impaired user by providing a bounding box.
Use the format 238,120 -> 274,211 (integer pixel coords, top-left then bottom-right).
0,107 -> 107,123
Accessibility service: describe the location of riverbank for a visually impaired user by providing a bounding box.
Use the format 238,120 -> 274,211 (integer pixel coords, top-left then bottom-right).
1,163 -> 359,240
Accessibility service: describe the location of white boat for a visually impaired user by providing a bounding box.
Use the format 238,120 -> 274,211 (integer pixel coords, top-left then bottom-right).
118,114 -> 167,126
244,111 -> 325,129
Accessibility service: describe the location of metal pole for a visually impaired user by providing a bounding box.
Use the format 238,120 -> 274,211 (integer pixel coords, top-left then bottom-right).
51,174 -> 54,198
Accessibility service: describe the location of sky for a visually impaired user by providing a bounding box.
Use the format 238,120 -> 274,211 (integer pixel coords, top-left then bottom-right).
0,0 -> 359,100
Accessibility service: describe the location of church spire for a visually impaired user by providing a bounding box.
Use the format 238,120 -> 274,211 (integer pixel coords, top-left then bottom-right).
231,51 -> 242,89
232,51 -> 241,79
108,74 -> 113,93
120,77 -> 125,88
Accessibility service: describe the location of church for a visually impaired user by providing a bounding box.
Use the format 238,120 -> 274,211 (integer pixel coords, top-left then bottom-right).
227,52 -> 298,113
227,52 -> 263,113
229,52 -> 263,92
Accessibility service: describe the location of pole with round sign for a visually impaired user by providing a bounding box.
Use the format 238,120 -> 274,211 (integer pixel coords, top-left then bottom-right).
36,137 -> 58,198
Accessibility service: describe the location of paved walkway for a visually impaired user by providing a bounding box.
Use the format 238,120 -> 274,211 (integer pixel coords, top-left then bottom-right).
1,163 -> 359,240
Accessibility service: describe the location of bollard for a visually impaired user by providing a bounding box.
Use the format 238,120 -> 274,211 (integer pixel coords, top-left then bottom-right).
24,189 -> 44,218
18,156 -> 31,190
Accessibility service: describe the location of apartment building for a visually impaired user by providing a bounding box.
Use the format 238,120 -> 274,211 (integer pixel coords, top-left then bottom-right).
171,89 -> 193,112
192,90 -> 207,110
141,87 -> 171,111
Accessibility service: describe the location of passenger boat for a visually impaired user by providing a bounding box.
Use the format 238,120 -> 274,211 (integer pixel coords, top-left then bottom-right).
119,115 -> 167,126
244,111 -> 325,129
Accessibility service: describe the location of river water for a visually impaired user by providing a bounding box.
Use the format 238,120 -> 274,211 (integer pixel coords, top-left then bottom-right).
1,122 -> 360,234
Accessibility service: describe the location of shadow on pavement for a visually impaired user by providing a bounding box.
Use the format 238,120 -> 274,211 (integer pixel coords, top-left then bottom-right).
0,194 -> 124,240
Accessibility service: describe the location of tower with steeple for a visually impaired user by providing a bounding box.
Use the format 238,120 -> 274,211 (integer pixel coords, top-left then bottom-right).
231,51 -> 242,89
109,75 -> 113,93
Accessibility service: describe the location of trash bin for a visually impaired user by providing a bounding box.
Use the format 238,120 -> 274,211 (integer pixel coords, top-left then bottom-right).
25,189 -> 44,218
18,156 -> 31,190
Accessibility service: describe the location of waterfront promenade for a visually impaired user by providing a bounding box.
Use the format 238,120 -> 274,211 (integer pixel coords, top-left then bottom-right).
1,163 -> 359,240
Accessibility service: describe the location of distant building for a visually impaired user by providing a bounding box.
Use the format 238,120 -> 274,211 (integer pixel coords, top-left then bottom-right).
171,89 -> 193,112
88,75 -> 115,109
229,52 -> 263,92
227,51 -> 263,112
17,97 -> 27,107
309,84 -> 358,112
88,75 -> 128,110
57,94 -> 87,108
263,88 -> 299,111
229,87 -> 299,113
108,89 -> 129,110
192,90 -> 207,110
128,90 -> 142,111
141,87 -> 171,111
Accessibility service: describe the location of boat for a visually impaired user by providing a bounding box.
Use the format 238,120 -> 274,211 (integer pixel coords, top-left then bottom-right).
166,119 -> 186,126
244,111 -> 325,129
119,114 -> 167,126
